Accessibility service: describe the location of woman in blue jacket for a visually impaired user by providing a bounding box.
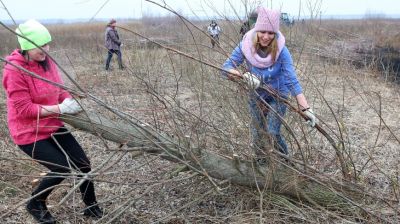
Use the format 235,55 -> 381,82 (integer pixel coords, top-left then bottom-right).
222,8 -> 316,156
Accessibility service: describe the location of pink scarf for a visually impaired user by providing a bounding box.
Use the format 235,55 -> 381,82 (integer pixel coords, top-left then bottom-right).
242,28 -> 285,68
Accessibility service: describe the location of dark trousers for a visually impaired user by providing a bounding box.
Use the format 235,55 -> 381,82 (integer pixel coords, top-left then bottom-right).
19,128 -> 97,205
105,49 -> 123,70
210,35 -> 219,48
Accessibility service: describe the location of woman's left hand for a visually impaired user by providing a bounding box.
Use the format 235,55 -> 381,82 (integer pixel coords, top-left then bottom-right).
59,98 -> 82,114
303,108 -> 317,127
242,72 -> 260,89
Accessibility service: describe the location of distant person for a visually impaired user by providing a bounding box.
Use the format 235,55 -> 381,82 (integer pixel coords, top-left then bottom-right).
2,19 -> 103,223
239,11 -> 258,39
207,20 -> 221,48
239,21 -> 250,38
222,8 -> 316,159
105,19 -> 123,70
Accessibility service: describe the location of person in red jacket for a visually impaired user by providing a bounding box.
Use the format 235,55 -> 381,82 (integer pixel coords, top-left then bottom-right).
2,19 -> 102,223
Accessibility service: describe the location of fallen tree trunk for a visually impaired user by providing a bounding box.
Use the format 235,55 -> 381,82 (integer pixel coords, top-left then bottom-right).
61,112 -> 366,214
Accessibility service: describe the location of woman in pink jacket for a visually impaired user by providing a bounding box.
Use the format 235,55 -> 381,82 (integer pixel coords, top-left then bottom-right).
2,20 -> 102,223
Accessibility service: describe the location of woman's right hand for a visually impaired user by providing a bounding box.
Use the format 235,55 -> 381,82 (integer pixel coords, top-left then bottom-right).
227,69 -> 242,81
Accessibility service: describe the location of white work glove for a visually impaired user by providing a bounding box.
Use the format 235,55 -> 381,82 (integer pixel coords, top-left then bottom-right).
242,72 -> 261,89
303,108 -> 317,127
58,98 -> 82,114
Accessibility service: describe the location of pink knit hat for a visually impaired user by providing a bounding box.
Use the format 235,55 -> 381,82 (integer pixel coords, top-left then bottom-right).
254,8 -> 280,32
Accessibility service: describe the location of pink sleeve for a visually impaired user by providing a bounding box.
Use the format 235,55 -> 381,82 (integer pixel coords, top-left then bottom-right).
59,89 -> 72,102
49,59 -> 72,103
3,68 -> 40,118
57,71 -> 72,102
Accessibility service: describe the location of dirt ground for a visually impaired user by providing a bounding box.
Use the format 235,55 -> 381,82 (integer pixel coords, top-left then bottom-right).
1,20 -> 400,223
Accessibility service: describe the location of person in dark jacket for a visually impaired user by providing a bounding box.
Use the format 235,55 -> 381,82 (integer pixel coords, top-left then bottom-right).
105,19 -> 123,70
239,11 -> 258,39
2,19 -> 103,223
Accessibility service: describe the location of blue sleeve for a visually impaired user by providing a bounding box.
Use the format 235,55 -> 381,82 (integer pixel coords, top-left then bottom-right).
280,47 -> 303,96
221,42 -> 245,77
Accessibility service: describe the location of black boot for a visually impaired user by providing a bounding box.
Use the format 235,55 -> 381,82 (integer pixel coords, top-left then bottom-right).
83,203 -> 103,218
26,198 -> 56,224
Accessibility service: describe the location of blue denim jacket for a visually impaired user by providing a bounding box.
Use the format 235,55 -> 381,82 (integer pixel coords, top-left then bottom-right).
222,42 -> 303,99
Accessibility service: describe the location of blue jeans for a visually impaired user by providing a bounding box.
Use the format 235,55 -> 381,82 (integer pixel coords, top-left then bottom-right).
249,95 -> 288,155
105,49 -> 123,70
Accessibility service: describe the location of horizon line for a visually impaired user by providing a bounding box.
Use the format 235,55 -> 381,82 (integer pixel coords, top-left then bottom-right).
2,13 -> 400,25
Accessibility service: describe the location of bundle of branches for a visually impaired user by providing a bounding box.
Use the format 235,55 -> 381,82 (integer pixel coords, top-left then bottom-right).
60,110 -> 386,222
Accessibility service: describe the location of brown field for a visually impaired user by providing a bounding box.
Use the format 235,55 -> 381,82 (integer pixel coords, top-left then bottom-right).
1,16 -> 400,223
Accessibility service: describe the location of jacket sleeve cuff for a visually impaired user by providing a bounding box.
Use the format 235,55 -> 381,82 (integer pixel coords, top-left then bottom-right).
59,91 -> 72,103
291,87 -> 303,97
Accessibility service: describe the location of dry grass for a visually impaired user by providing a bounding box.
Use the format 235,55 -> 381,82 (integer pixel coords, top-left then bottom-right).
1,15 -> 400,223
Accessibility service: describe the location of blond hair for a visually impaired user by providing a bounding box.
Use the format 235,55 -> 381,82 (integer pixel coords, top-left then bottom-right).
252,32 -> 278,62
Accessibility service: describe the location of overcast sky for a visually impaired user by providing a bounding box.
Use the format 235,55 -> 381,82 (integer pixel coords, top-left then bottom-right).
1,0 -> 399,22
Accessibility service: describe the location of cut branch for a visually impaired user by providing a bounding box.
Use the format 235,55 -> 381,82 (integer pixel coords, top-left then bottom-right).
60,112 -> 371,216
